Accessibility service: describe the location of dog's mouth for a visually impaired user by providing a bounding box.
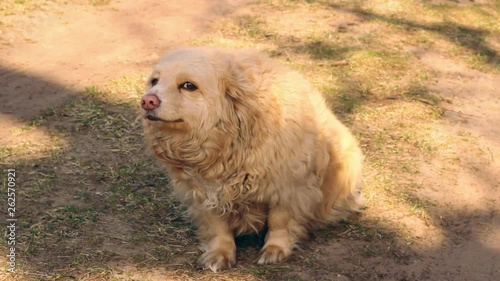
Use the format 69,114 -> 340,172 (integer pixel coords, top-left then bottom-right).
145,114 -> 184,123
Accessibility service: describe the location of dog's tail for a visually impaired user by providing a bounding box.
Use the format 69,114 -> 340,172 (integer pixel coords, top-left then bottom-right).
317,130 -> 365,223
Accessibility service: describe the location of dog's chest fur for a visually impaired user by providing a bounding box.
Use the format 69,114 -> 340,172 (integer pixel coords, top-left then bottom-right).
171,167 -> 269,234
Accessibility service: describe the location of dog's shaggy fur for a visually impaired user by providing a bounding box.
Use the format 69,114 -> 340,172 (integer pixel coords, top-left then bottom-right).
141,47 -> 364,271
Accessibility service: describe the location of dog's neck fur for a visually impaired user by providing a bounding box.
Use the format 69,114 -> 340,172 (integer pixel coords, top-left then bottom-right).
148,123 -> 262,215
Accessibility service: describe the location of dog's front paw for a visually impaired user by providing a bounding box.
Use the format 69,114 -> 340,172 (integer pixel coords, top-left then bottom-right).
257,244 -> 291,264
200,248 -> 236,272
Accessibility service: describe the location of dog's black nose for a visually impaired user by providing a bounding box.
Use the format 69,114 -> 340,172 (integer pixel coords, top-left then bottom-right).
141,93 -> 160,110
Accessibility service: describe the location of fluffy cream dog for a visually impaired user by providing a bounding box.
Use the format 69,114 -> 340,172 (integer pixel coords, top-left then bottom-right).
141,47 -> 364,271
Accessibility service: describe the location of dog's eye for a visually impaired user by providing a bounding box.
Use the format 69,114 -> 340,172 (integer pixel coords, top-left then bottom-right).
180,82 -> 198,91
151,78 -> 159,86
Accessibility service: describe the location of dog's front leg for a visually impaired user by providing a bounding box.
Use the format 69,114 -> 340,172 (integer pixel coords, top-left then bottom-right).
194,209 -> 236,272
258,207 -> 305,264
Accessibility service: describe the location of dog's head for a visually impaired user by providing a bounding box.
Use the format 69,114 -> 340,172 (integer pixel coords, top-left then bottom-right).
141,47 -> 278,148
141,48 -> 218,132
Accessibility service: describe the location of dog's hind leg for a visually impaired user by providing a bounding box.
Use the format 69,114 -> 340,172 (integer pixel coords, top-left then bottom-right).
257,207 -> 307,264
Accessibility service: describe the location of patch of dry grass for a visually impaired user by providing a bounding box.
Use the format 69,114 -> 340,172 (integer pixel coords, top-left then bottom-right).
0,0 -> 113,15
0,0 -> 52,16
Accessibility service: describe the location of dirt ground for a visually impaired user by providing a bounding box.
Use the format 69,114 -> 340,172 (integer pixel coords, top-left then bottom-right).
0,0 -> 499,280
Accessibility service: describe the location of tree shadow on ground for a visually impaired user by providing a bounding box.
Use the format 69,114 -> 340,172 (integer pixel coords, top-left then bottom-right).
326,2 -> 499,67
0,65 -> 196,279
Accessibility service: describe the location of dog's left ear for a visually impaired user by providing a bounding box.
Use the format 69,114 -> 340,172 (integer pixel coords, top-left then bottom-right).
219,57 -> 256,102
218,56 -> 260,140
